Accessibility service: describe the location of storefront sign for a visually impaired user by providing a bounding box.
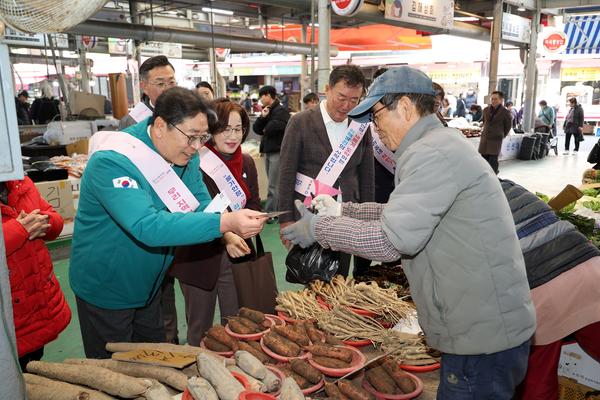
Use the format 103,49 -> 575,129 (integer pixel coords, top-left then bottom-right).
561,67 -> 600,82
2,27 -> 69,48
140,41 -> 182,59
427,68 -> 480,83
332,0 -> 364,17
542,30 -> 567,53
81,35 -> 97,50
384,0 -> 454,30
108,38 -> 132,55
501,13 -> 531,44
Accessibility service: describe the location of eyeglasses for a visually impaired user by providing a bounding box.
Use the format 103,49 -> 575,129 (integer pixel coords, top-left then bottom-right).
220,126 -> 245,138
147,79 -> 177,90
168,122 -> 211,147
370,103 -> 390,128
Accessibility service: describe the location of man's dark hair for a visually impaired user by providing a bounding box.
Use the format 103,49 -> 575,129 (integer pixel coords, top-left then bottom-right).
539,100 -> 547,106
258,85 -> 277,99
373,67 -> 388,80
303,92 -> 319,104
569,97 -> 577,105
329,64 -> 366,92
379,93 -> 436,117
196,81 -> 214,94
470,104 -> 482,112
153,87 -> 218,133
210,98 -> 251,142
139,56 -> 175,81
492,90 -> 504,99
18,90 -> 29,98
506,101 -> 514,107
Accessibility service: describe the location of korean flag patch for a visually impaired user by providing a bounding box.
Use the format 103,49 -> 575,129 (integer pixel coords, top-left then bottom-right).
112,176 -> 139,189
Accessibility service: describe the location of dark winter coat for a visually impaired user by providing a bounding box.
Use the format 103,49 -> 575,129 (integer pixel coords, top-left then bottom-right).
30,97 -> 60,124
252,99 -> 291,154
564,104 -> 584,133
479,105 -> 512,156
15,98 -> 31,125
1,177 -> 71,356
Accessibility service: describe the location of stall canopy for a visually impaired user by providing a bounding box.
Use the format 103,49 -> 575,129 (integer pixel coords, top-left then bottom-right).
564,15 -> 600,54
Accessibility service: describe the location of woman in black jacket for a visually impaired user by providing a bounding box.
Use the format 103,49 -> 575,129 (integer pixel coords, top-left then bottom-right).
563,97 -> 585,154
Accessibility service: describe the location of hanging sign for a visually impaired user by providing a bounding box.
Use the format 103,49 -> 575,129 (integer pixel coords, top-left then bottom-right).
108,38 -> 132,55
141,42 -> 182,59
384,0 -> 454,30
542,30 -> 567,53
81,35 -> 97,50
214,47 -> 230,61
2,27 -> 69,48
501,13 -> 531,44
332,0 -> 364,17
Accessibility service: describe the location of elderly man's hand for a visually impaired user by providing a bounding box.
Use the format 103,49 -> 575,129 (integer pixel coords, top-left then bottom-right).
281,200 -> 320,248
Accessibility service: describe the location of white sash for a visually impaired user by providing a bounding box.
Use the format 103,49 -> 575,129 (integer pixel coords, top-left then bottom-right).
129,101 -> 153,123
371,122 -> 396,174
199,146 -> 247,212
89,131 -> 200,213
295,120 -> 369,198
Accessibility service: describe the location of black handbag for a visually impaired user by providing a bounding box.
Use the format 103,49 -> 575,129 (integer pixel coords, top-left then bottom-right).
231,234 -> 278,314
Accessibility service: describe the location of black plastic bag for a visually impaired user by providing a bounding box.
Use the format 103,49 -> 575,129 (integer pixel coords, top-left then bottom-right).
285,244 -> 340,284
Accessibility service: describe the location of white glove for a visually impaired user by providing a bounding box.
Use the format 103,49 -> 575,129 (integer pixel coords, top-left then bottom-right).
311,194 -> 342,217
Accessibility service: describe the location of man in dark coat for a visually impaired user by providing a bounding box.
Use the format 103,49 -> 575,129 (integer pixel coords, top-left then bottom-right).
15,90 -> 31,125
479,91 -> 512,174
253,85 -> 291,216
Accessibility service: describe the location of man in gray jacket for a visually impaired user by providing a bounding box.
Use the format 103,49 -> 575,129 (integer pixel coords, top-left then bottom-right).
282,67 -> 535,399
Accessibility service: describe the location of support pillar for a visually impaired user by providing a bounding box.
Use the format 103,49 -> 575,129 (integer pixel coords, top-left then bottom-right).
488,0 -> 503,96
301,20 -> 309,110
523,7 -> 540,132
317,0 -> 330,94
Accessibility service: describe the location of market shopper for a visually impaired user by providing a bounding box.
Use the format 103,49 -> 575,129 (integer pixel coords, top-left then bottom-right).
15,90 -> 31,125
479,91 -> 512,174
453,94 -> 466,118
278,64 -> 374,278
169,99 -> 261,346
537,100 -> 554,133
196,81 -> 214,102
30,82 -> 60,124
282,67 -> 536,399
118,55 -> 176,130
70,87 -> 267,358
253,85 -> 291,219
470,104 -> 483,122
563,97 -> 585,155
1,177 -> 71,370
302,92 -> 320,109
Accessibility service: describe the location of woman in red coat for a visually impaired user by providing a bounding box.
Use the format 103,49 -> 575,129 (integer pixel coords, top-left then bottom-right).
0,177 -> 71,370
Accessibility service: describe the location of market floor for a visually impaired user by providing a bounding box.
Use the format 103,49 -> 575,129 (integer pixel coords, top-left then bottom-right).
43,133 -> 598,362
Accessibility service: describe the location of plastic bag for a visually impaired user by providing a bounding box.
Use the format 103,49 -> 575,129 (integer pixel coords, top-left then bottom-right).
285,244 -> 340,284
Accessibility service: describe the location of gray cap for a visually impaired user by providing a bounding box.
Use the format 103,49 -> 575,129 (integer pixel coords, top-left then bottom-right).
349,66 -> 435,122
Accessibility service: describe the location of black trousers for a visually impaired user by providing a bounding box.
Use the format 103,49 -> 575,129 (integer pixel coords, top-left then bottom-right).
19,346 -> 44,371
565,130 -> 580,151
337,253 -> 371,277
76,294 -> 166,359
482,154 -> 499,174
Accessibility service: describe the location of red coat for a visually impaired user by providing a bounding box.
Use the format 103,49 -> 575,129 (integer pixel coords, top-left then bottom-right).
1,177 -> 71,356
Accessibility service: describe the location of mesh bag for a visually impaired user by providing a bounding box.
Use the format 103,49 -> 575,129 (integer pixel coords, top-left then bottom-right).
0,0 -> 106,33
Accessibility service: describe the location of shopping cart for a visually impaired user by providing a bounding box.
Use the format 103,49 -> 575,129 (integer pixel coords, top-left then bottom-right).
549,135 -> 558,155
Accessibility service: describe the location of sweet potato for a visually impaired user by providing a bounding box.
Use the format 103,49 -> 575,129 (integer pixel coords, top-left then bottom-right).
279,377 -> 305,400
63,358 -> 188,391
311,356 -> 351,369
325,333 -> 344,346
26,361 -> 151,398
325,382 -> 348,400
290,359 -> 322,384
228,317 -> 256,334
280,365 -> 310,389
238,341 -> 271,364
338,380 -> 374,400
238,316 -> 264,332
305,344 -> 353,363
381,359 -> 416,394
207,325 -> 239,350
24,373 -> 115,400
263,332 -> 300,357
197,353 -> 244,400
303,320 -> 323,344
204,337 -> 232,352
365,366 -> 398,394
188,376 -> 219,400
239,307 -> 266,324
273,325 -> 310,346
262,368 -> 282,393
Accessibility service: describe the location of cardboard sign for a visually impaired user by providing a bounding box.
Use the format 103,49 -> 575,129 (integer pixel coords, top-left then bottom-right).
35,179 -> 75,221
112,349 -> 196,369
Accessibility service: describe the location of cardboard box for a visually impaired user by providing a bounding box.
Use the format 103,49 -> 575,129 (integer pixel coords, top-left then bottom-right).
35,179 -> 75,222
66,138 -> 89,156
558,342 -> 600,390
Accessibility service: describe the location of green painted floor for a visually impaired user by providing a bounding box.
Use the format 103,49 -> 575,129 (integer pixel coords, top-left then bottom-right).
43,222 -> 304,361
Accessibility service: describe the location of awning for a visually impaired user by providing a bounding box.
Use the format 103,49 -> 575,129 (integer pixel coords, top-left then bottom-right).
564,15 -> 600,54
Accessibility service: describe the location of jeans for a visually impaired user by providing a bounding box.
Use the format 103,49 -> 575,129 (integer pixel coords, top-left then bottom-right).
264,152 -> 280,213
437,340 -> 530,400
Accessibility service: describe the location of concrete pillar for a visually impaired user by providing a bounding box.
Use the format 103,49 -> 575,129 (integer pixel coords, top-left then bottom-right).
78,37 -> 90,93
488,0 -> 503,96
301,20 -> 309,110
523,8 -> 540,132
317,0 -> 331,94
